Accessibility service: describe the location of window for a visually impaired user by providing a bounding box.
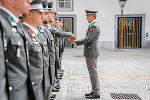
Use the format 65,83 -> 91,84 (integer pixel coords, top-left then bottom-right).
57,0 -> 73,11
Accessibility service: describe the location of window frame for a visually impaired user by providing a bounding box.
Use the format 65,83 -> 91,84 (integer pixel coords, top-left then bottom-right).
57,0 -> 73,11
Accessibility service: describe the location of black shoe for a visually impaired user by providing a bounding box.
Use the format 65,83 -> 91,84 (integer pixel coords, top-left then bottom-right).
50,94 -> 56,98
85,93 -> 100,99
52,87 -> 59,92
55,85 -> 61,89
85,92 -> 94,96
49,98 -> 54,100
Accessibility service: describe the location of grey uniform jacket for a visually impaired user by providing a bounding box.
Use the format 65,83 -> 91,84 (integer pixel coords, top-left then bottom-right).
76,21 -> 100,57
22,24 -> 44,100
0,13 -> 8,100
0,9 -> 31,100
37,26 -> 51,100
44,24 -> 55,85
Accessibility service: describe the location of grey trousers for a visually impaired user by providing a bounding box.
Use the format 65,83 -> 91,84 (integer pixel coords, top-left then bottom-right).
85,57 -> 100,94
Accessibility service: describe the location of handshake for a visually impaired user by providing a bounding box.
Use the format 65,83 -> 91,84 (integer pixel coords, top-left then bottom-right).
70,33 -> 76,44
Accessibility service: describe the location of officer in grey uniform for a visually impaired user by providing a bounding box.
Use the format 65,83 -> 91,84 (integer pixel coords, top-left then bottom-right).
71,10 -> 100,99
0,0 -> 32,100
22,0 -> 46,100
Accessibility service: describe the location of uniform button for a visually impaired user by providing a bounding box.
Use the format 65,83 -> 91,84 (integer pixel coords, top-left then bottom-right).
17,42 -> 21,45
28,62 -> 30,65
38,49 -> 40,52
32,82 -> 35,85
6,59 -> 8,62
9,87 -> 13,91
26,41 -> 29,44
12,28 -> 17,33
4,47 -> 7,51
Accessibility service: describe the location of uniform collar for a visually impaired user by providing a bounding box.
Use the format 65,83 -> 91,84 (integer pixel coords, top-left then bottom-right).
89,20 -> 96,26
0,7 -> 19,23
23,22 -> 39,35
37,25 -> 45,33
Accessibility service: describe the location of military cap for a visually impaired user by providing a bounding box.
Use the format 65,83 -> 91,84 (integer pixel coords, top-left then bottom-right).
48,1 -> 53,9
48,1 -> 55,12
56,18 -> 63,23
42,0 -> 50,12
85,10 -> 98,16
30,0 -> 45,12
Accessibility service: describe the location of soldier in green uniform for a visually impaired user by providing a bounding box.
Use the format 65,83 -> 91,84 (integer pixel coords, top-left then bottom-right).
71,10 -> 100,99
0,0 -> 32,100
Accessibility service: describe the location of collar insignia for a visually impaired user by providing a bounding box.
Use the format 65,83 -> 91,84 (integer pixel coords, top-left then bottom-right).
29,29 -> 35,37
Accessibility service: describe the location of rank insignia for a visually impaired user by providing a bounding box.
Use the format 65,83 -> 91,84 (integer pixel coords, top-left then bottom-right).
29,29 -> 35,37
91,27 -> 95,32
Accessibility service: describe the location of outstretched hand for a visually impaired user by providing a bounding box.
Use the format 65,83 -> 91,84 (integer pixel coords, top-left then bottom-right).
70,33 -> 76,44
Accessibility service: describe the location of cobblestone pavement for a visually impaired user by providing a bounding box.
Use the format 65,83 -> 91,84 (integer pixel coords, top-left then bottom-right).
55,48 -> 150,100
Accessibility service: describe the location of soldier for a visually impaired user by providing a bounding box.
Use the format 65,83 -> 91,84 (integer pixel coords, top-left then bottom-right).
42,1 -> 57,99
0,0 -> 32,100
22,0 -> 45,100
47,9 -> 74,92
36,5 -> 53,99
71,10 -> 100,99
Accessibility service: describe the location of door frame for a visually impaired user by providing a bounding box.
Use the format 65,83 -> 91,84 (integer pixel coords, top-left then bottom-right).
115,14 -> 145,49
57,14 -> 77,37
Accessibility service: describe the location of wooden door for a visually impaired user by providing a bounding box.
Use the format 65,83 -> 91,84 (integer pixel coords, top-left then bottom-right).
118,17 -> 142,48
59,17 -> 74,48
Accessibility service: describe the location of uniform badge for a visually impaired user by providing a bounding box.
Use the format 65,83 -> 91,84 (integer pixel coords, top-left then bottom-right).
51,41 -> 54,46
91,27 -> 95,32
9,16 -> 17,26
32,38 -> 39,44
44,45 -> 47,52
12,27 -> 17,33
43,42 -> 47,52
16,47 -> 21,58
29,29 -> 35,37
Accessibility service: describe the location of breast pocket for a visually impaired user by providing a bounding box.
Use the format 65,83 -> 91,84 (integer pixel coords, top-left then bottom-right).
9,80 -> 21,95
9,37 -> 24,58
29,45 -> 43,65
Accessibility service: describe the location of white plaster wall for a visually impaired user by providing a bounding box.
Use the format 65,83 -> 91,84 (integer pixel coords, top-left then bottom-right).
52,0 -> 150,48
